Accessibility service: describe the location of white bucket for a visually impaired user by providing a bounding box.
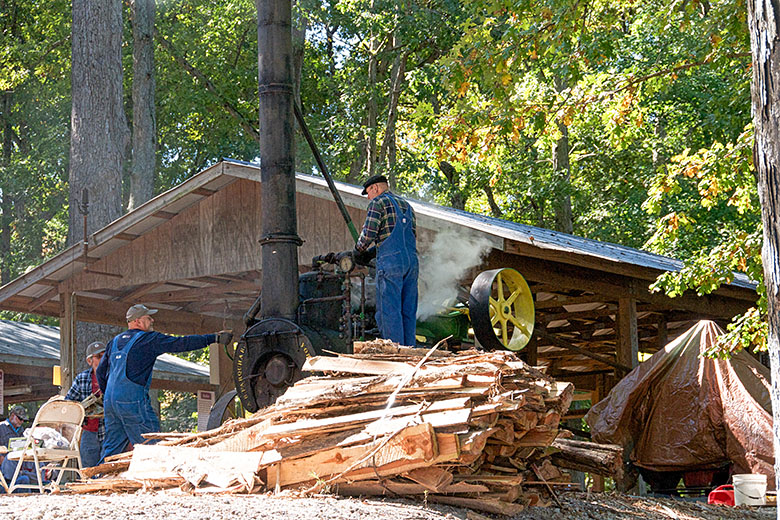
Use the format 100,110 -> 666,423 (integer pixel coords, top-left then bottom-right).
733,473 -> 767,506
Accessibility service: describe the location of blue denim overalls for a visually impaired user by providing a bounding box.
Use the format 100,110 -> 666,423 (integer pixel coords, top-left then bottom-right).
100,330 -> 160,461
375,194 -> 419,346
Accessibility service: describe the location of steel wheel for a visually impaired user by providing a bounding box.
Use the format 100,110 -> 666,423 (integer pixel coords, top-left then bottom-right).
469,268 -> 534,351
206,389 -> 243,430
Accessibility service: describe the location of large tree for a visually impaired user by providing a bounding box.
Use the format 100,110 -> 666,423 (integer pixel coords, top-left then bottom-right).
129,0 -> 157,210
747,0 -> 780,498
68,0 -> 129,381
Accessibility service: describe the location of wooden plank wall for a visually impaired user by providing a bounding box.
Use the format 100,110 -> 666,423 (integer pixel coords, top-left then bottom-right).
66,180 -> 368,294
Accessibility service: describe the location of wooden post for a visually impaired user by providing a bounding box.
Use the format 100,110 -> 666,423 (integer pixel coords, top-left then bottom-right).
615,296 -> 639,493
656,316 -> 668,350
590,373 -> 605,492
617,296 -> 638,374
59,292 -> 76,393
523,334 -> 538,366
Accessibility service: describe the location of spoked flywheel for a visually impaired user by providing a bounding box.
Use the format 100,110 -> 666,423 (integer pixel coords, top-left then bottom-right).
469,267 -> 534,351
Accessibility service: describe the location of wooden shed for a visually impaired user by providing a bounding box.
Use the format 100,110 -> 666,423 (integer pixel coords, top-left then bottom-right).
0,159 -> 757,411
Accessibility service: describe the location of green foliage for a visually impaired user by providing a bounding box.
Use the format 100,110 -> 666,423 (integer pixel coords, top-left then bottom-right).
159,389 -> 197,433
158,348 -> 210,432
0,0 -> 767,355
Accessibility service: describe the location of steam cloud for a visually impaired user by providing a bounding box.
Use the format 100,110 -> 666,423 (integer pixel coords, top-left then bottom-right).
416,227 -> 494,320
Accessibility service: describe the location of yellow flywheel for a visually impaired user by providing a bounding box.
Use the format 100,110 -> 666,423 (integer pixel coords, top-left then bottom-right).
469,268 -> 535,351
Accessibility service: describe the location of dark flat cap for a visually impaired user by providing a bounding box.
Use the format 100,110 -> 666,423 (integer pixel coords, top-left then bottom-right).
10,405 -> 28,422
362,175 -> 388,195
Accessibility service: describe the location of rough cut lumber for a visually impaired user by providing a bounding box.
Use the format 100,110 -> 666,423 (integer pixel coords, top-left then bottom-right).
335,480 -> 490,496
427,495 -> 525,516
64,346 -> 576,517
125,444 -> 277,489
265,423 -> 439,488
403,467 -> 454,492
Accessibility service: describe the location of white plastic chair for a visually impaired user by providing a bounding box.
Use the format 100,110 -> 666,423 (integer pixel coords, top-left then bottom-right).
7,398 -> 85,493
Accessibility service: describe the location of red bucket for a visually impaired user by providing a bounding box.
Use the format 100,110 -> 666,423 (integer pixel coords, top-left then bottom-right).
708,484 -> 735,506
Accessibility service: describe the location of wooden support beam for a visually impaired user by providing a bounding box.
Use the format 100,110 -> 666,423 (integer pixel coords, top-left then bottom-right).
59,292 -> 75,392
657,316 -> 668,349
534,294 -> 613,309
192,187 -> 216,197
489,250 -> 752,318
523,334 -> 538,366
73,294 -> 241,335
617,296 -> 638,373
141,280 -> 261,304
535,329 -> 631,372
113,232 -> 139,241
152,210 -> 176,220
119,281 -> 167,303
29,286 -> 59,312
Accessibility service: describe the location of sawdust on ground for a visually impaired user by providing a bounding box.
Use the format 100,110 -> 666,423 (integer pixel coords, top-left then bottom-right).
0,490 -> 773,519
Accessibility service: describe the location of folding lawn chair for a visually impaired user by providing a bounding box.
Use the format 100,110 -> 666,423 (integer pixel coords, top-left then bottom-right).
7,397 -> 85,493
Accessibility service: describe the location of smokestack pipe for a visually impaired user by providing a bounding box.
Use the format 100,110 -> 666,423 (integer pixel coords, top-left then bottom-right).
257,0 -> 301,320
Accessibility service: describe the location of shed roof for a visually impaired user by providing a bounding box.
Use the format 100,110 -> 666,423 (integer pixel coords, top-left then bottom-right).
0,158 -> 755,312
0,160 -> 758,388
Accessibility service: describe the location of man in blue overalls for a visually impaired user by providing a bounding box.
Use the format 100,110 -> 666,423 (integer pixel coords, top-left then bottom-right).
96,304 -> 233,462
354,175 -> 419,346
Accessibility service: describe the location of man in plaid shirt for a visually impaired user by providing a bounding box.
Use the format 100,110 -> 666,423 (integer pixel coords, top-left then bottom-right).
355,175 -> 419,346
65,341 -> 105,467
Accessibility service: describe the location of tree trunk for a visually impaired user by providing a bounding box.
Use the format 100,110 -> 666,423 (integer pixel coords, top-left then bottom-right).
70,0 -> 129,241
129,0 -> 156,210
378,35 -> 407,184
364,21 -> 381,178
552,75 -> 573,234
438,161 -> 465,210
0,91 -> 12,285
292,3 -> 307,109
69,0 -> 130,386
484,184 -> 502,218
748,0 -> 780,499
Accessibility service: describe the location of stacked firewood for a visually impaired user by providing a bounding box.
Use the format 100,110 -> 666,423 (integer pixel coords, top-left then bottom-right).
69,340 -> 576,515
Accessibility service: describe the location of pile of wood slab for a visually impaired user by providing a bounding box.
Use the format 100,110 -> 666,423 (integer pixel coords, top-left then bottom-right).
69,341 -> 578,515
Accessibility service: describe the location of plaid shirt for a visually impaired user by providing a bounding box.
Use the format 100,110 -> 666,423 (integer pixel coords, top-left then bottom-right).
65,368 -> 105,443
356,192 -> 416,252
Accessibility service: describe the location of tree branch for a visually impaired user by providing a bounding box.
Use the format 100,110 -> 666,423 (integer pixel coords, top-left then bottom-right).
155,31 -> 261,142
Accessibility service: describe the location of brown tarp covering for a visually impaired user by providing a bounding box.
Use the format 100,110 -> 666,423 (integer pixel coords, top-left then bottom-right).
584,321 -> 774,485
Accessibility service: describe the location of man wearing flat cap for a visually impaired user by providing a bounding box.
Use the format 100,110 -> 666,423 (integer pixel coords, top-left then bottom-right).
96,303 -> 233,461
0,405 -> 28,449
355,175 -> 419,346
65,341 -> 106,467
0,405 -> 40,488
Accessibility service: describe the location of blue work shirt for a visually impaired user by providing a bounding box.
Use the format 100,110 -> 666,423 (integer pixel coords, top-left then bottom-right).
96,329 -> 216,393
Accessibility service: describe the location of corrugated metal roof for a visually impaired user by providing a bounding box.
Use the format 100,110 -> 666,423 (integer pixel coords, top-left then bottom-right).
0,319 -> 209,379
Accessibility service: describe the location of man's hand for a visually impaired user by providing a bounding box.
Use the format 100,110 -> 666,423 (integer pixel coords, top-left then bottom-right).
217,330 -> 234,345
353,246 -> 377,267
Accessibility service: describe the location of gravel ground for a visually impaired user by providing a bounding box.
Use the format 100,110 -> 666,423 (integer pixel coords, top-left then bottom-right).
0,491 -> 774,520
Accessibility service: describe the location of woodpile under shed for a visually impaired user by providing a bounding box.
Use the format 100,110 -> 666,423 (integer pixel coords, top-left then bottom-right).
67,341 -> 619,516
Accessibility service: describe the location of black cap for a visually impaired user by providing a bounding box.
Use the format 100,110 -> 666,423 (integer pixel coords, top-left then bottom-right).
362,175 -> 388,195
10,405 -> 28,422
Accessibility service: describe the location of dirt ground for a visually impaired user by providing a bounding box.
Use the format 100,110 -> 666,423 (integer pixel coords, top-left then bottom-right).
0,490 -> 773,520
